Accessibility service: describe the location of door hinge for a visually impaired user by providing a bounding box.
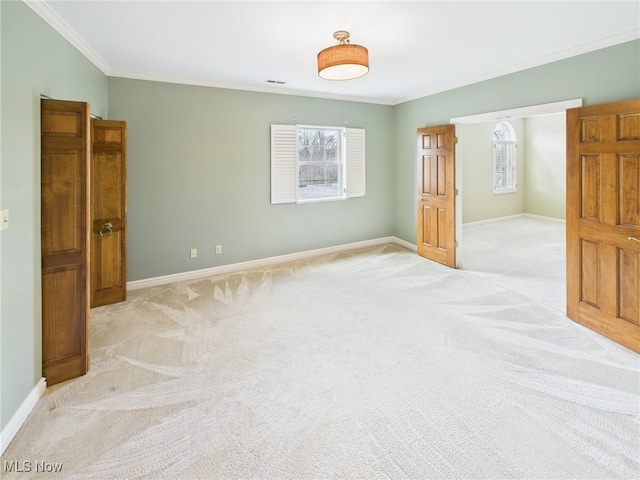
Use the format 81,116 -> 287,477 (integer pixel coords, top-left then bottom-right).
454,136 -> 459,144
455,188 -> 459,196
454,240 -> 459,248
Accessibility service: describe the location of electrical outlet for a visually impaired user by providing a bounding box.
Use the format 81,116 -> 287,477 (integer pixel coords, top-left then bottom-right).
190,248 -> 197,258
0,209 -> 8,231
215,245 -> 222,254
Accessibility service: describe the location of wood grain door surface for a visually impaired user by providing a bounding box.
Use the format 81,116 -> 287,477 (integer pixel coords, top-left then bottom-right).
567,98 -> 640,353
91,119 -> 127,308
417,124 -> 457,268
41,98 -> 90,385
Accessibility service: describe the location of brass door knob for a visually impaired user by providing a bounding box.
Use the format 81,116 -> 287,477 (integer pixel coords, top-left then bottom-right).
99,222 -> 113,238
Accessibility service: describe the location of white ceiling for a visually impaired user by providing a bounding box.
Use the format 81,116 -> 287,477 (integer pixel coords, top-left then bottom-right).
28,1 -> 640,105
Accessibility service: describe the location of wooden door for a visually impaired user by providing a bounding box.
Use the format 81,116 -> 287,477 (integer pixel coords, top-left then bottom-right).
91,119 -> 127,308
41,98 -> 90,385
567,98 -> 640,353
417,124 -> 457,267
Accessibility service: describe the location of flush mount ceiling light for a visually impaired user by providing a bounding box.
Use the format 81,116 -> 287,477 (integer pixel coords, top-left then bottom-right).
317,30 -> 369,81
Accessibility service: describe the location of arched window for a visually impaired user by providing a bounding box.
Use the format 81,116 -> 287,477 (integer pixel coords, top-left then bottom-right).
493,121 -> 517,193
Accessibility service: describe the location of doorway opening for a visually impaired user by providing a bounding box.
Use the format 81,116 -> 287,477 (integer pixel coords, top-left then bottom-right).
451,99 -> 581,313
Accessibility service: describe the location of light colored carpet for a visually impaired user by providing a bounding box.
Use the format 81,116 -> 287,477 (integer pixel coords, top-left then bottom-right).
460,216 -> 566,314
2,243 -> 639,479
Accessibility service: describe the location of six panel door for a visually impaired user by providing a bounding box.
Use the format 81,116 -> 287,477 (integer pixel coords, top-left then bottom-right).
417,124 -> 456,268
566,98 -> 640,353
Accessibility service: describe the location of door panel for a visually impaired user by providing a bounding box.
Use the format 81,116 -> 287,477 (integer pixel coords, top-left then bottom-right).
41,99 -> 90,385
91,119 -> 127,308
567,98 -> 640,353
620,249 -> 639,322
417,125 -> 456,267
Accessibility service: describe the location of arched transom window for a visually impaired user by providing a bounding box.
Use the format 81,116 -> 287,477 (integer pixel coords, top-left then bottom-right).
493,121 -> 517,193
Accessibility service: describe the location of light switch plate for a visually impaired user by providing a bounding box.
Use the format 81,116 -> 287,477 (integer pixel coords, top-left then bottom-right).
0,209 -> 8,231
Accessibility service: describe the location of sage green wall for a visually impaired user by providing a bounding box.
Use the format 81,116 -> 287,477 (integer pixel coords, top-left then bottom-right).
393,40 -> 640,244
0,1 -> 107,431
524,113 -> 566,220
460,119 -> 526,223
107,78 -> 395,281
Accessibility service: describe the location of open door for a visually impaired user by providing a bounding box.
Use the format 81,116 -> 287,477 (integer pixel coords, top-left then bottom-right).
417,124 -> 456,267
41,98 -> 90,385
566,98 -> 640,353
91,119 -> 127,308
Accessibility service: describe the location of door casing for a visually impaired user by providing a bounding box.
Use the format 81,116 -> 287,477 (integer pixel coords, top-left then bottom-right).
451,99 -> 582,267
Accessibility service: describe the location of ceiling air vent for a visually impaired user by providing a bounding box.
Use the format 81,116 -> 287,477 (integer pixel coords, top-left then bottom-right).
266,79 -> 286,85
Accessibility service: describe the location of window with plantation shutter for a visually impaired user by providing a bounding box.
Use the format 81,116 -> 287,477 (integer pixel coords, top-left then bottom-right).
270,124 -> 365,204
492,121 -> 517,193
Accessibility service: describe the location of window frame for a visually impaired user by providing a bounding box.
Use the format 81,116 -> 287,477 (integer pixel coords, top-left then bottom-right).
296,125 -> 346,203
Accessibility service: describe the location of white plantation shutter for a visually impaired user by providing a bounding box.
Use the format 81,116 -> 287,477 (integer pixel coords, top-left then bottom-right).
270,124 -> 297,204
271,124 -> 366,204
504,143 -> 517,189
493,142 -> 517,192
346,128 -> 365,198
492,121 -> 517,193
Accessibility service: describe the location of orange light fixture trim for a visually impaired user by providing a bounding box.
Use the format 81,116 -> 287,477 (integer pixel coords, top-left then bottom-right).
317,31 -> 369,81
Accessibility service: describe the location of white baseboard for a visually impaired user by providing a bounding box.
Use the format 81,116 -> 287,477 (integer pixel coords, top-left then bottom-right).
0,377 -> 46,455
129,237 -> 414,291
393,236 -> 417,251
523,213 -> 566,223
462,214 -> 525,227
463,213 -> 565,227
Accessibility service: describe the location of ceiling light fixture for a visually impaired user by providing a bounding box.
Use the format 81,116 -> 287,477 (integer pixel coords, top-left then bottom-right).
317,31 -> 369,81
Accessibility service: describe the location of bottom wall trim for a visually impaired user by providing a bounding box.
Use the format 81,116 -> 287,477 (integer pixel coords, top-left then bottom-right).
129,237 -> 415,291
523,213 -> 566,224
463,213 -> 566,227
1,377 -> 46,455
393,236 -> 417,252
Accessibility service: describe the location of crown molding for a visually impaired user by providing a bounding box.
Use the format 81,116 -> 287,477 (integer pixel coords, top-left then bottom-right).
107,70 -> 395,105
397,29 -> 640,105
23,0 -> 112,75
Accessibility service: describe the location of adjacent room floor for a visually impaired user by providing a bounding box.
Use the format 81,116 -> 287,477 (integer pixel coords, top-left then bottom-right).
460,215 -> 566,314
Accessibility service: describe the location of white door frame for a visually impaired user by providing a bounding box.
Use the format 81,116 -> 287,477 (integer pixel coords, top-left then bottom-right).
450,98 -> 583,268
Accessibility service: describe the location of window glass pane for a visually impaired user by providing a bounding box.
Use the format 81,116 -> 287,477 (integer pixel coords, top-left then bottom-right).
493,121 -> 516,141
297,127 -> 343,200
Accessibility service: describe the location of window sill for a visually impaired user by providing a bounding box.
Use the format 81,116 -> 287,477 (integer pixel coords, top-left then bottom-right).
296,196 -> 347,204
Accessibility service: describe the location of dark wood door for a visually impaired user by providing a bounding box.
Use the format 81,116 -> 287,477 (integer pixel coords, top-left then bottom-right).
91,119 -> 127,308
417,124 -> 457,267
566,98 -> 640,353
41,98 -> 90,385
